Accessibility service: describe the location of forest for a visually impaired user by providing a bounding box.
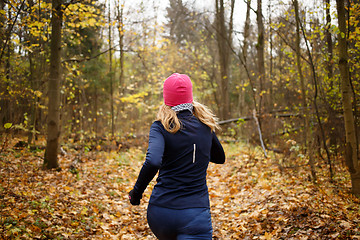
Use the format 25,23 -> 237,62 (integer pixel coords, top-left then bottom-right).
1,0 -> 360,239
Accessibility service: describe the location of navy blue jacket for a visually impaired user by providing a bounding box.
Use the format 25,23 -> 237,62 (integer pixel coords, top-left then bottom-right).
132,110 -> 225,209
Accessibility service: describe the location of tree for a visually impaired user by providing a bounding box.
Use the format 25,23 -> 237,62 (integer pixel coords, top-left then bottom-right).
44,0 -> 63,169
26,0 -> 44,145
108,0 -> 115,138
239,0 -> 256,113
323,0 -> 339,157
166,0 -> 191,45
0,1 -> 5,52
293,0 -> 316,181
336,0 -> 360,195
116,0 -> 125,95
215,0 -> 234,119
325,0 -> 333,85
256,0 -> 265,112
60,0 -> 105,139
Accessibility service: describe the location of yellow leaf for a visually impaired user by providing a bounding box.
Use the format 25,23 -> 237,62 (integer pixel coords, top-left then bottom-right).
34,90 -> 42,98
81,207 -> 88,215
71,221 -> 79,227
262,232 -> 273,240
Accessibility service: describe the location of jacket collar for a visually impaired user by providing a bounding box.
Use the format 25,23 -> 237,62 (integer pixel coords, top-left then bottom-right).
177,109 -> 194,117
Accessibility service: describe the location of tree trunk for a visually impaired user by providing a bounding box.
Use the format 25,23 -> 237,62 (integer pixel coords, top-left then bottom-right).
117,1 -> 124,95
4,6 -> 12,126
268,1 -> 274,109
240,0 -> 257,111
256,0 -> 265,113
336,0 -> 360,195
44,0 -> 62,169
325,0 -> 338,166
293,0 -> 316,181
215,0 -> 232,119
0,1 -> 5,127
94,87 -> 98,138
0,0 -> 5,49
325,0 -> 334,86
242,0 -> 251,64
108,0 -> 115,137
237,0 -> 252,115
27,0 -> 38,145
28,55 -> 39,145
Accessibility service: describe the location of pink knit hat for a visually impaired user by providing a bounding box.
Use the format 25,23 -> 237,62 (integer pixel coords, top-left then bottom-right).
163,73 -> 193,107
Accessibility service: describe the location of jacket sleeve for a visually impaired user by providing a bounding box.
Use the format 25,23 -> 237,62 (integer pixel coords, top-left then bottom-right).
131,123 -> 164,199
210,132 -> 225,164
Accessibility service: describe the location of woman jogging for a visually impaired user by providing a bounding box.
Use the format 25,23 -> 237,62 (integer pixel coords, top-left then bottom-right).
129,73 -> 225,239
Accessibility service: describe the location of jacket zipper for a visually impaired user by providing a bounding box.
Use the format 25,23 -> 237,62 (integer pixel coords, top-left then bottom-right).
193,144 -> 196,163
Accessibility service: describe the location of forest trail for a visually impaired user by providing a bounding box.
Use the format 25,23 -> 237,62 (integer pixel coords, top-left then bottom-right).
209,145 -> 359,239
1,138 -> 359,239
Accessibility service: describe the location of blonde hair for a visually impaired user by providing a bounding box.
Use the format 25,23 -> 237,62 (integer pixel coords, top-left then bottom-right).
156,101 -> 220,134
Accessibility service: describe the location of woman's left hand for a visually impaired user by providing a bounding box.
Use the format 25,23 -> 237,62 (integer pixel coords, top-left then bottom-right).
128,190 -> 141,205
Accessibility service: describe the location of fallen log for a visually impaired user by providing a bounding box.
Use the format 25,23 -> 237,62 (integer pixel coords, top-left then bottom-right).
218,113 -> 301,125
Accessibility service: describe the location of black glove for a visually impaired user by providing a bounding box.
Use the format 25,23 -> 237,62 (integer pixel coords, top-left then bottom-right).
128,190 -> 141,205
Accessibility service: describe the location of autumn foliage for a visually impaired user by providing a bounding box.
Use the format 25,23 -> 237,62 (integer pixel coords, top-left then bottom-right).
1,138 -> 359,239
1,0 -> 360,238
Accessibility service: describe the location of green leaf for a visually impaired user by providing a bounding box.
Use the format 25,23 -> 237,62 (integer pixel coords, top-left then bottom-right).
4,123 -> 12,129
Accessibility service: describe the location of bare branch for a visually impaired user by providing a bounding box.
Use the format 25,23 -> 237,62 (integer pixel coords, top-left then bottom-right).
0,0 -> 26,63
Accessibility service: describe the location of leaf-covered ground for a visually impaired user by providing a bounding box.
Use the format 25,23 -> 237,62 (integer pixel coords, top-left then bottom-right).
1,137 -> 360,239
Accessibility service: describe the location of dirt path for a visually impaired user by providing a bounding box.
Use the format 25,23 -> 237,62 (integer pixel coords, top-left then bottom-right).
1,142 -> 359,239
208,145 -> 360,239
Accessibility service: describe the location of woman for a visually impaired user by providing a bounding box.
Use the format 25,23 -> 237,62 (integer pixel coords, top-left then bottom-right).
129,73 -> 225,239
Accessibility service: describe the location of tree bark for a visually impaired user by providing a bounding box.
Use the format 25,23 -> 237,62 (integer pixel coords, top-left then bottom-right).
325,0 -> 333,85
268,1 -> 274,109
237,0 -> 252,115
1,4 -> 12,128
117,2 -> 124,96
324,0 -> 338,173
336,0 -> 360,195
44,0 -> 62,169
0,0 -> 5,49
240,0 -> 257,111
242,0 -> 251,64
27,0 -> 39,145
293,0 -> 316,181
108,0 -> 114,137
256,0 -> 265,113
215,0 -> 232,119
94,87 -> 98,138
